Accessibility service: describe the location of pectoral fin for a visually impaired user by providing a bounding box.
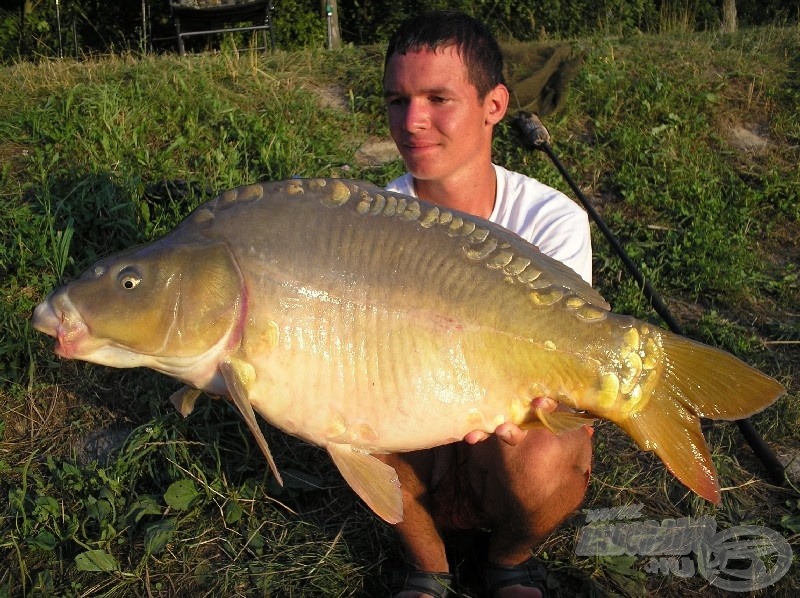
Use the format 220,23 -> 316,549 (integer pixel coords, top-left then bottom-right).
528,407 -> 595,435
169,385 -> 204,417
220,358 -> 283,487
327,443 -> 403,524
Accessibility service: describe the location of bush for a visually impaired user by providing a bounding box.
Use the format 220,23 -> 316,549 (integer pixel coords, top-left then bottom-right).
1,0 -> 798,60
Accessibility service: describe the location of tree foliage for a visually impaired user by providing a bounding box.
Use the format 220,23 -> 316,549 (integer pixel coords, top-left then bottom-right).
0,0 -> 797,60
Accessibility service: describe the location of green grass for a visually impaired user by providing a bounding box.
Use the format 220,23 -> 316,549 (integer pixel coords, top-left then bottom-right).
1,27 -> 799,596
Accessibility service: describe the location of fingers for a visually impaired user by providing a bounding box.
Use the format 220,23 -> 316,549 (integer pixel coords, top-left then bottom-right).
462,398 -> 572,446
463,422 -> 527,446
463,430 -> 491,444
494,422 -> 527,446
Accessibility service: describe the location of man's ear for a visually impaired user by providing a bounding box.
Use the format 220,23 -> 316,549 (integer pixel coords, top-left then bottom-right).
484,83 -> 510,125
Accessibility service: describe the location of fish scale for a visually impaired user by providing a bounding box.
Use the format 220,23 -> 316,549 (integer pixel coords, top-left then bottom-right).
32,177 -> 784,524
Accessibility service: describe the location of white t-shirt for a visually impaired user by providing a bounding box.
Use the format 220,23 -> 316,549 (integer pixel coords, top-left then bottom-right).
386,164 -> 593,285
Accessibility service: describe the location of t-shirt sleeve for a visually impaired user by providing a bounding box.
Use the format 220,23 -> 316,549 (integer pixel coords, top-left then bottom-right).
530,206 -> 593,286
493,166 -> 593,286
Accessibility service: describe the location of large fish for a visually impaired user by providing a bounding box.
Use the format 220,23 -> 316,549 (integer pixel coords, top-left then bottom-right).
33,178 -> 783,523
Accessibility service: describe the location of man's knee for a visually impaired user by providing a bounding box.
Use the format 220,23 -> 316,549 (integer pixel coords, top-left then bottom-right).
545,426 -> 591,475
502,427 -> 593,504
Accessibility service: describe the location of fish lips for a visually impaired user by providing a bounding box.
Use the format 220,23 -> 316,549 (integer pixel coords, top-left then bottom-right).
32,298 -> 60,336
32,293 -> 91,359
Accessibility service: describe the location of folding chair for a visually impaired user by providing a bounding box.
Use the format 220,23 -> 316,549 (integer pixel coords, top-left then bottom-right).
168,0 -> 275,55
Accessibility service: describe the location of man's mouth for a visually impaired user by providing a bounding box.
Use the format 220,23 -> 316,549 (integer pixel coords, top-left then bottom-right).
402,141 -> 438,154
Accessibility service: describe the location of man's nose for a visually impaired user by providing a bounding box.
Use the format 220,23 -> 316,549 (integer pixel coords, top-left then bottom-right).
404,98 -> 428,131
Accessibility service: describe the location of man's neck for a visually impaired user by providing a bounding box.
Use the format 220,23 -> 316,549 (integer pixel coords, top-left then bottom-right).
413,163 -> 497,219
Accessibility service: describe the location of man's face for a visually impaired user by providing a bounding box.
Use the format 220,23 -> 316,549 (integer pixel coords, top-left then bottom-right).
384,47 -> 499,186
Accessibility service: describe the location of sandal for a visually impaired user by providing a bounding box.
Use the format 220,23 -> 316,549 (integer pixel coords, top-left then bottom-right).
388,569 -> 455,598
484,557 -> 550,597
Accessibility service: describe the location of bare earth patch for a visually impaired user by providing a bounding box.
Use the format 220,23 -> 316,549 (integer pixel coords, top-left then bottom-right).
354,138 -> 400,166
728,124 -> 772,151
308,83 -> 400,166
310,83 -> 350,111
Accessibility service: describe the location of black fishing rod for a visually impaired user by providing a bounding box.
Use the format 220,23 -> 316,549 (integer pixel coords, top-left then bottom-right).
512,111 -> 785,487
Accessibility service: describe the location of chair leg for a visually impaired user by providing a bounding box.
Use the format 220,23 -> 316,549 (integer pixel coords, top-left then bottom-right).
263,3 -> 275,51
175,17 -> 185,55
268,18 -> 275,50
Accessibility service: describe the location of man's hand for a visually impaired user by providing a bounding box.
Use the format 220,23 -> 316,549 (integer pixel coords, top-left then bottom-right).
463,397 -> 560,446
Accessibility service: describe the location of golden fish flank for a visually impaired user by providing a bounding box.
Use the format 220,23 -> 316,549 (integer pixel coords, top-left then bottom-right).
32,178 -> 784,525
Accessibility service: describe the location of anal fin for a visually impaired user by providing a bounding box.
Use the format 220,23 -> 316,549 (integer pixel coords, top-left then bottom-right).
528,407 -> 595,435
169,385 -> 204,417
220,358 -> 283,487
327,443 -> 403,524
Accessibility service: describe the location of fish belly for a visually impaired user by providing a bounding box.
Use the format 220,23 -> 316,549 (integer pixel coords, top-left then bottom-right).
186,179 -> 784,504
210,181 -> 640,451
239,280 -> 613,453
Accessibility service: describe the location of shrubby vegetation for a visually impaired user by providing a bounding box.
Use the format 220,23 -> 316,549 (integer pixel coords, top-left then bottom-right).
1,0 -> 798,60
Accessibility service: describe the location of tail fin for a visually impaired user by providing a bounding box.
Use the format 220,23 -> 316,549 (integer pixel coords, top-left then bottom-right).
616,333 -> 784,503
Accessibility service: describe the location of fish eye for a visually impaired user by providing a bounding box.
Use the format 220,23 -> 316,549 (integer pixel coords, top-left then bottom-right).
118,267 -> 142,290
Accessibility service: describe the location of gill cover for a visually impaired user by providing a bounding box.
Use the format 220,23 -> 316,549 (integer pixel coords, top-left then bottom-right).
67,240 -> 244,357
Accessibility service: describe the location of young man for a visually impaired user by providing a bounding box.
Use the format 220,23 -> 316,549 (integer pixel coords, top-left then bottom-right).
380,11 -> 594,598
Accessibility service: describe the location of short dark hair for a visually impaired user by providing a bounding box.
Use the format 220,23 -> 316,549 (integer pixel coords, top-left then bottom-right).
384,10 -> 505,99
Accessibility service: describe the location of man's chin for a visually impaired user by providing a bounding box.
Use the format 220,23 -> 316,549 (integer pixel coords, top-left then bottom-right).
404,161 -> 443,182
402,146 -> 442,168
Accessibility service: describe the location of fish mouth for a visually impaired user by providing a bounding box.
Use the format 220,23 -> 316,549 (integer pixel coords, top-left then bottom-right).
32,294 -> 225,375
32,300 -> 61,337
32,295 -> 91,359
